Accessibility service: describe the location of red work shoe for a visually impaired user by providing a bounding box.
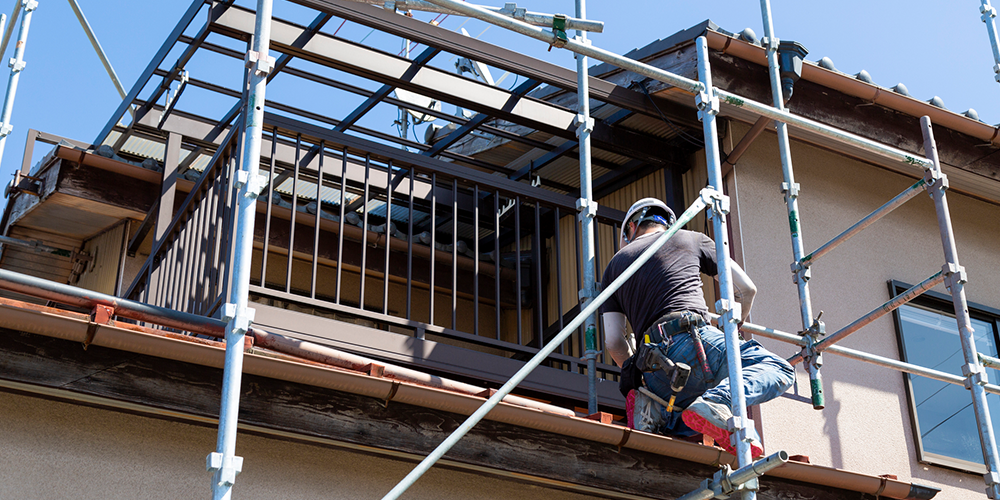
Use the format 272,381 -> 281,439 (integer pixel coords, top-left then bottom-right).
682,397 -> 763,459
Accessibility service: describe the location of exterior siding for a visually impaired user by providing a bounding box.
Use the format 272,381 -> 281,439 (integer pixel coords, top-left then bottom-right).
727,120 -> 1000,499
0,391 -> 594,500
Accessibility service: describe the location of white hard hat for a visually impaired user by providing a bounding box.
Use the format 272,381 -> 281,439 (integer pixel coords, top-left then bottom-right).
619,197 -> 676,247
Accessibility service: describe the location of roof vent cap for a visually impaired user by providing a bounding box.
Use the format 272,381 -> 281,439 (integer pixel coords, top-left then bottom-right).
739,28 -> 758,44
854,70 -> 873,84
891,83 -> 910,96
817,57 -> 837,72
964,108 -> 980,121
927,96 -> 946,109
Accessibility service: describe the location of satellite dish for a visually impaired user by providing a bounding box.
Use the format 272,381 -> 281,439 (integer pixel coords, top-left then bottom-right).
394,88 -> 441,124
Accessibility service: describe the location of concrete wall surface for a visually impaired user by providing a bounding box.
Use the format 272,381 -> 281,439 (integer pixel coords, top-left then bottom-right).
0,391 -> 596,500
728,121 -> 1000,499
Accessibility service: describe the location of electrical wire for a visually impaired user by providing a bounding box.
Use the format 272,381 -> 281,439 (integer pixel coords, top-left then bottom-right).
638,81 -> 705,149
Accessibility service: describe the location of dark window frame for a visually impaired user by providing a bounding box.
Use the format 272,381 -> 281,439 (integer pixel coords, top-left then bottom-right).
890,280 -> 1000,474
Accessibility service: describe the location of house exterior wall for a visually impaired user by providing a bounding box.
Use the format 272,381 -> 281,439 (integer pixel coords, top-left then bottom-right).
0,390 -> 594,500
727,120 -> 1000,499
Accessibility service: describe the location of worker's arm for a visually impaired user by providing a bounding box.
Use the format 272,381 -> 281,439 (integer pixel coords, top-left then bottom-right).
728,261 -> 756,321
602,312 -> 633,367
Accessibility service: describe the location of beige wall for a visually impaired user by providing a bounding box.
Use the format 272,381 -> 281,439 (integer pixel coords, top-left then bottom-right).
727,120 -> 1000,499
0,390 -> 597,500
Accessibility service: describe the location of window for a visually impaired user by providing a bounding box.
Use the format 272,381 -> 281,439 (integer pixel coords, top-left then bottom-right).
893,282 -> 1000,473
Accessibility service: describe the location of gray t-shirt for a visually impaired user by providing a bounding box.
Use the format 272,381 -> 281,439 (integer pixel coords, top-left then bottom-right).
599,229 -> 717,335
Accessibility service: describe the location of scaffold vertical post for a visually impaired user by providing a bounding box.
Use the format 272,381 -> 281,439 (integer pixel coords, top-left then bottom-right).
920,116 -> 1000,499
759,0 -> 823,408
980,0 -> 1000,83
695,36 -> 755,500
574,0 -> 599,415
0,0 -> 35,170
205,0 -> 274,499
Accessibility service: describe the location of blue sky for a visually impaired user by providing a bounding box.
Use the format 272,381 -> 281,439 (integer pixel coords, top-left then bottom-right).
0,0 -> 996,189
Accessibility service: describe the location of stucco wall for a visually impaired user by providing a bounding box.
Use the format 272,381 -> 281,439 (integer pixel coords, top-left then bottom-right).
728,120 -> 1000,499
0,390 -> 596,500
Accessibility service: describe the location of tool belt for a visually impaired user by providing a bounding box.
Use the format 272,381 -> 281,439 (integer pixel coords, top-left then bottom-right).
619,311 -> 705,398
641,311 -> 707,345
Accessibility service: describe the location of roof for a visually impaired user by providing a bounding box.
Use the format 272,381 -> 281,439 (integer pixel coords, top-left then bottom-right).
0,293 -> 938,499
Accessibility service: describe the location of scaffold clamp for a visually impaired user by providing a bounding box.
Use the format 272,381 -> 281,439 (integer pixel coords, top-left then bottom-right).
781,181 -> 800,199
923,168 -> 948,192
0,122 -> 12,138
984,471 -> 1000,499
223,303 -> 256,336
550,14 -> 569,48
576,197 -> 598,219
942,263 -> 968,291
574,114 -> 594,137
8,58 -> 25,72
963,363 -> 987,389
245,49 -> 276,77
791,261 -> 812,284
715,299 -> 741,329
22,0 -> 36,12
499,3 -> 527,20
207,452 -> 244,487
982,4 -> 997,21
700,188 -> 729,216
696,88 -> 720,120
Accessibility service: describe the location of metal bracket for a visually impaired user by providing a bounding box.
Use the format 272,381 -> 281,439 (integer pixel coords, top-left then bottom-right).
984,471 -> 1000,500
245,49 -> 276,77
8,58 -> 25,73
790,261 -> 812,284
696,87 -> 720,121
550,14 -> 568,48
578,286 -> 596,302
22,0 -> 36,13
499,2 -> 527,20
715,299 -> 741,330
760,35 -> 779,53
963,363 -> 988,389
700,188 -> 729,217
576,198 -> 598,220
781,181 -> 801,199
207,452 -> 244,487
0,122 -> 12,138
942,263 -> 968,292
923,169 -> 949,193
222,303 -> 256,336
235,170 -> 268,199
983,4 -> 997,21
574,113 -> 594,137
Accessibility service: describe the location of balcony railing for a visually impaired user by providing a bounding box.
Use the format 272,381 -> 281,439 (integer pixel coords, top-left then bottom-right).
126,113 -> 627,399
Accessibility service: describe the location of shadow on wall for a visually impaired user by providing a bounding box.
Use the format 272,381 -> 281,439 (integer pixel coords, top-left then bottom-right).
822,383 -> 844,469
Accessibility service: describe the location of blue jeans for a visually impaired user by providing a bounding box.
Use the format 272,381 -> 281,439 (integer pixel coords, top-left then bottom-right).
642,324 -> 794,437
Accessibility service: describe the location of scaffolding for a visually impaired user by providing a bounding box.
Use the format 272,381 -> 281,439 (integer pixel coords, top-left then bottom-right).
1,0 -> 995,498
360,1 -> 1000,499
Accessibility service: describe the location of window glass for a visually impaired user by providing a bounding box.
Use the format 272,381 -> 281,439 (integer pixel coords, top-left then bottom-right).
898,304 -> 1000,470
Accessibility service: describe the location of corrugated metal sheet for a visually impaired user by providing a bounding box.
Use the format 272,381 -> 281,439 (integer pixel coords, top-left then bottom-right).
75,222 -> 127,295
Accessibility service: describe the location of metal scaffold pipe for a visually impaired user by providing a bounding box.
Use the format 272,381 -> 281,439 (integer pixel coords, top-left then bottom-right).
799,178 -> 926,268
757,0 -> 822,410
418,0 -> 935,170
351,0 -> 603,32
787,271 -> 945,365
696,36 -> 755,499
712,313 -> 1000,396
573,0 -> 598,416
920,116 -> 1000,499
981,0 -> 1000,83
0,0 -> 35,170
380,190 -> 715,500
676,451 -> 789,500
207,0 -> 274,498
66,0 -> 132,117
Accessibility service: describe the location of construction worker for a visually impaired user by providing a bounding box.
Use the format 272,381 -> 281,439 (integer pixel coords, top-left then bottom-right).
600,197 -> 794,458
